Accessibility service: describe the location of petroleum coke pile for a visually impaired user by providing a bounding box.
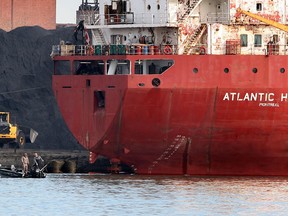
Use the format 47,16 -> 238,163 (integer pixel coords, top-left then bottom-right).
0,26 -> 81,150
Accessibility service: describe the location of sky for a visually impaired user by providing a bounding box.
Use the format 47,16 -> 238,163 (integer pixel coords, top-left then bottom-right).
56,0 -> 83,24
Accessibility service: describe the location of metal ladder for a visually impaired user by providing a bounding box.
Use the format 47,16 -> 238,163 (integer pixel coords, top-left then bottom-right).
147,135 -> 189,174
182,24 -> 207,54
178,0 -> 203,22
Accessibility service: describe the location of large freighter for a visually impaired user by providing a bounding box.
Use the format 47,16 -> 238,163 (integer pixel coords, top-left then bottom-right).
52,0 -> 288,175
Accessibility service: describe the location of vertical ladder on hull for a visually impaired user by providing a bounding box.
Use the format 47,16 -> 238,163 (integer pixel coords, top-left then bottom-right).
147,135 -> 190,174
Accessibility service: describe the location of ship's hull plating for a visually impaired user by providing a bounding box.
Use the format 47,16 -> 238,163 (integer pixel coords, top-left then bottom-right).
53,55 -> 288,175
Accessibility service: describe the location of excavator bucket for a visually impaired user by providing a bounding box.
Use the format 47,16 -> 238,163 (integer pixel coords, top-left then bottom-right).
18,126 -> 38,143
28,128 -> 38,143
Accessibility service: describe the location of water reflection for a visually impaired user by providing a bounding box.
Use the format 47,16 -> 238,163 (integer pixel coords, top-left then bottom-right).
1,174 -> 288,216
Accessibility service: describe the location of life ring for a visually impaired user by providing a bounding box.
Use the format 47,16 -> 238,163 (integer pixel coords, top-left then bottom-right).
199,46 -> 206,55
164,45 -> 172,55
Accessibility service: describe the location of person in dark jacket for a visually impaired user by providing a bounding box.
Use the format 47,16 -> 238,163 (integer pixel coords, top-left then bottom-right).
33,152 -> 44,170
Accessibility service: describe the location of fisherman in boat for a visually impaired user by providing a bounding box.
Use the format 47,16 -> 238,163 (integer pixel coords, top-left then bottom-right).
21,153 -> 29,176
33,152 -> 44,171
10,165 -> 16,172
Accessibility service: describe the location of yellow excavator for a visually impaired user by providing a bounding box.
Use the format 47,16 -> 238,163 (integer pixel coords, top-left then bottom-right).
0,112 -> 38,149
235,8 -> 288,32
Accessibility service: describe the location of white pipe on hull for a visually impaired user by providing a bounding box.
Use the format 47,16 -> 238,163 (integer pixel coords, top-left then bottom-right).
108,60 -> 118,75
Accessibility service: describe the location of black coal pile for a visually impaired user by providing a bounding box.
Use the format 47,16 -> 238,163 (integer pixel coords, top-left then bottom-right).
0,26 -> 81,150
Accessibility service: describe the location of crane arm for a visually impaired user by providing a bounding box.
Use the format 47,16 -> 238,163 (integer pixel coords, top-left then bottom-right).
236,8 -> 288,33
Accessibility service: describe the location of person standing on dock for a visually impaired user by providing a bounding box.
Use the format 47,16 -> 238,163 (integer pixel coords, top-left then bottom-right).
21,153 -> 29,176
33,152 -> 44,171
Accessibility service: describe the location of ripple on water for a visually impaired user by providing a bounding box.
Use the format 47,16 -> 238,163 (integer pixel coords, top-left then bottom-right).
1,174 -> 288,216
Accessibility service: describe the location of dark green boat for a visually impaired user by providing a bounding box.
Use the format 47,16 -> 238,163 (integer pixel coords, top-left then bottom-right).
0,166 -> 46,178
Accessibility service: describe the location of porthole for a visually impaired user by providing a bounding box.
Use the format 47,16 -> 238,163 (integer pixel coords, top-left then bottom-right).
280,68 -> 285,73
147,5 -> 151,10
252,68 -> 258,73
224,68 -> 229,73
193,68 -> 198,73
152,78 -> 160,87
138,83 -> 145,87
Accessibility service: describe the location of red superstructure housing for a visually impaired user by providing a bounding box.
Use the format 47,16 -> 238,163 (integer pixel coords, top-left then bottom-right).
52,0 -> 288,175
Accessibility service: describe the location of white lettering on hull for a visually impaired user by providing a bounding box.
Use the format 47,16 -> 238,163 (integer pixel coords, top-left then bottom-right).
259,103 -> 280,107
223,93 -> 275,102
281,93 -> 288,101
221,92 -> 288,107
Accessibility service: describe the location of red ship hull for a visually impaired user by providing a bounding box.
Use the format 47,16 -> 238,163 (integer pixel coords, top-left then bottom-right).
53,54 -> 288,175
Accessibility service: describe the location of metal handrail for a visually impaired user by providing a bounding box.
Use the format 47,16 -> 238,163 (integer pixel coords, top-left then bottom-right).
205,12 -> 230,24
51,44 -> 179,57
78,13 -> 171,26
51,43 -> 288,57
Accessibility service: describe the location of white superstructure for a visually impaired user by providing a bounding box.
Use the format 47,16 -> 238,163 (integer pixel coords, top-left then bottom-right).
75,0 -> 288,55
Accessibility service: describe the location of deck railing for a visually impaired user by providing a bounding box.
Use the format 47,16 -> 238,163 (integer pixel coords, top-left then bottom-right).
205,12 -> 230,24
50,43 -> 288,57
51,44 -> 178,57
77,13 -> 171,26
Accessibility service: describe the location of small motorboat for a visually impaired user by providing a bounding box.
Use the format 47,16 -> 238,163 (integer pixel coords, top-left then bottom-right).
0,165 -> 46,178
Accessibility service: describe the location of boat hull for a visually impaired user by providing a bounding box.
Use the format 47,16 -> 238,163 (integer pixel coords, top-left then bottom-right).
0,168 -> 46,178
53,55 -> 288,175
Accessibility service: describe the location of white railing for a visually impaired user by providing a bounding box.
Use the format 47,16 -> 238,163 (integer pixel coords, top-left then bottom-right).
77,13 -> 171,26
205,12 -> 230,24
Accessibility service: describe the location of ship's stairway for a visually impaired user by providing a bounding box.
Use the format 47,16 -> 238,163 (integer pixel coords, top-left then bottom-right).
94,14 -> 100,25
87,13 -> 106,45
92,28 -> 107,45
147,135 -> 188,174
77,5 -> 99,25
178,0 -> 203,22
181,24 -> 207,54
78,11 -> 95,25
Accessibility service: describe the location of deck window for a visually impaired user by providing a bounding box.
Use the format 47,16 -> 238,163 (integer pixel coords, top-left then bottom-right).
0,113 -> 7,122
135,59 -> 174,75
240,34 -> 248,47
254,34 -> 262,47
256,3 -> 262,11
54,60 -> 70,75
75,60 -> 105,75
107,60 -> 130,75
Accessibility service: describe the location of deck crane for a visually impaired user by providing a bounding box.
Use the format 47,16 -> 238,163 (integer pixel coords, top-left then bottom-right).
235,8 -> 288,32
235,8 -> 288,55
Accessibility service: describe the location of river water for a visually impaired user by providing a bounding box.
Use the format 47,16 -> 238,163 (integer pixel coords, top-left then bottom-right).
1,174 -> 288,216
